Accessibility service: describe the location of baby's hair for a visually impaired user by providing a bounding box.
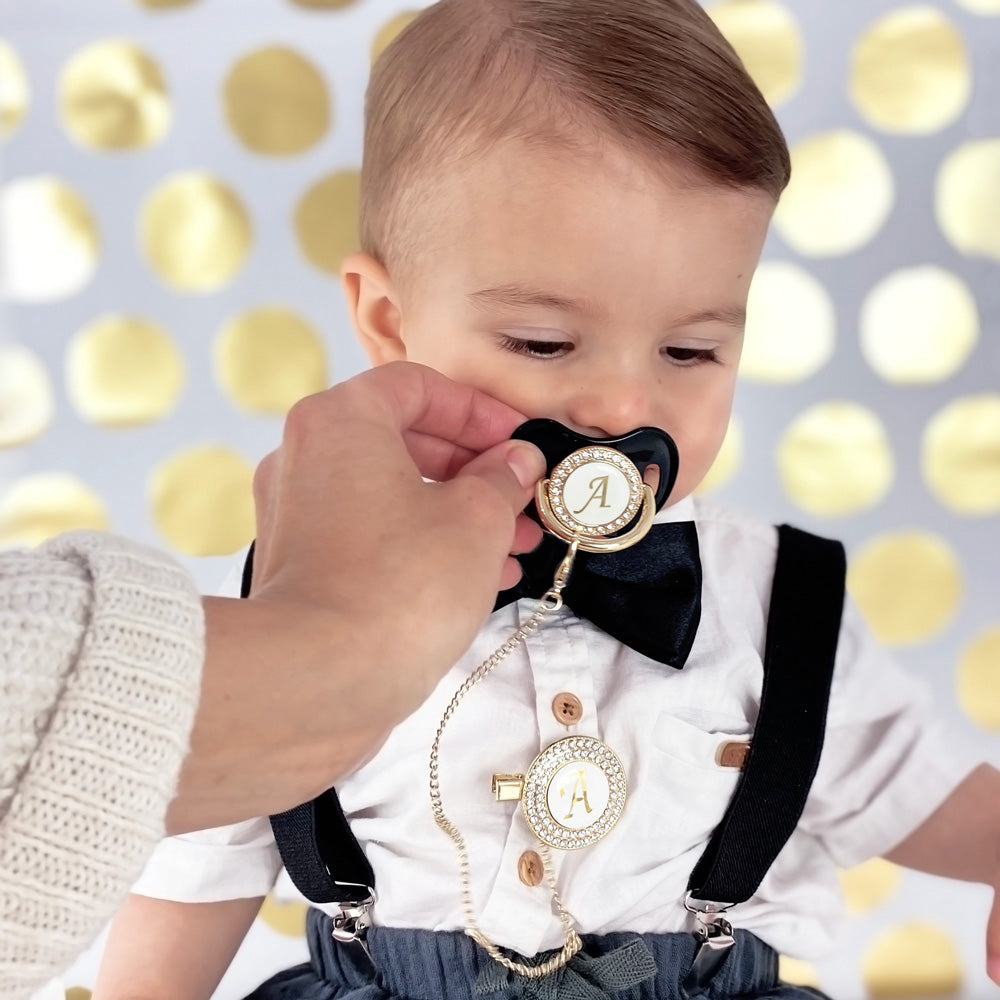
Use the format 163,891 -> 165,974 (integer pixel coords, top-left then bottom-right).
361,0 -> 790,269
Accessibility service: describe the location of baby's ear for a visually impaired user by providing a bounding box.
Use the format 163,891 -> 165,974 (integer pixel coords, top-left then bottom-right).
341,252 -> 406,364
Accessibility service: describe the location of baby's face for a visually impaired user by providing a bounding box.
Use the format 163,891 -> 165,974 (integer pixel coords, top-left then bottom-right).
348,137 -> 774,504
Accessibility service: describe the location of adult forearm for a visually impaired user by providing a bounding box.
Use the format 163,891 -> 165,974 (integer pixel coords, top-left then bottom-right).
167,596 -> 406,833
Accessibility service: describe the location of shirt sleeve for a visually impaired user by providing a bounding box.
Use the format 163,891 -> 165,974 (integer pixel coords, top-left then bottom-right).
0,531 -> 204,998
799,598 -> 982,867
131,815 -> 283,902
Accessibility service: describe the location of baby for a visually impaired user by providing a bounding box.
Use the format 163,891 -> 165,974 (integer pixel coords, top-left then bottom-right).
94,1 -> 1000,998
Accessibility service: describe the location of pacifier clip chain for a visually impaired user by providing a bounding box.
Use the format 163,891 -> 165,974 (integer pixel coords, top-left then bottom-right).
428,443 -> 656,978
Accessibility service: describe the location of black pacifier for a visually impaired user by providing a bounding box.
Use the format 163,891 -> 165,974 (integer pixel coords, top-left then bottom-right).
511,419 -> 679,553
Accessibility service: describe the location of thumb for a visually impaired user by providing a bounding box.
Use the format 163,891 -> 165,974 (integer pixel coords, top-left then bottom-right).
987,886 -> 1000,984
454,439 -> 546,511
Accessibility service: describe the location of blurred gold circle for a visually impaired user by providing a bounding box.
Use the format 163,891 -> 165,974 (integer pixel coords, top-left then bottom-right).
66,315 -> 184,426
372,12 -> 420,63
777,957 -> 821,989
0,39 -> 31,138
65,988 -> 92,1000
0,473 -> 108,548
953,0 -> 1000,12
224,47 -> 330,155
742,261 -> 835,382
706,0 -> 803,106
0,176 -> 99,302
848,532 -> 962,644
850,7 -> 970,134
923,395 -> 1000,514
696,417 -> 743,494
140,172 -> 252,291
59,40 -> 171,151
936,140 -> 1000,262
773,130 -> 894,257
150,445 -> 256,556
957,627 -> 1000,729
777,402 -> 894,515
839,858 -> 903,915
0,344 -> 55,447
295,170 -> 360,275
860,266 -> 979,384
258,895 -> 309,937
862,923 -> 963,997
215,307 -> 328,414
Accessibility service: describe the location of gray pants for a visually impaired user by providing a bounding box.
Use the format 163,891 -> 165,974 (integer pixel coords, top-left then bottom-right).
245,909 -> 831,1000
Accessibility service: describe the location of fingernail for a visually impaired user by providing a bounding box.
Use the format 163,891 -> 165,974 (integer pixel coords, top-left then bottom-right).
988,956 -> 1000,983
506,442 -> 545,489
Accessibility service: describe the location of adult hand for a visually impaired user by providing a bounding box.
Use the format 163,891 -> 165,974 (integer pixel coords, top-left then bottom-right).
168,362 -> 544,832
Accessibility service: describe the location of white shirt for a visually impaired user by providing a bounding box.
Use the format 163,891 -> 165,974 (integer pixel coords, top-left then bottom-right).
134,496 -> 978,960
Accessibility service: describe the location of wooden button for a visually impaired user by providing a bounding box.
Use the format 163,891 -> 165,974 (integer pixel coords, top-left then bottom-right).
518,849 -> 544,887
715,740 -> 751,770
552,692 -> 583,725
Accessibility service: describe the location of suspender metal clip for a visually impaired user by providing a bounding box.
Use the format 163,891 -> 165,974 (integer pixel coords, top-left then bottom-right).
682,894 -> 735,994
330,883 -> 377,962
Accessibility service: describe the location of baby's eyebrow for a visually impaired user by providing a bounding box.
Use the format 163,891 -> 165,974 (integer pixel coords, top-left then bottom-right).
468,284 -> 596,316
672,305 -> 747,329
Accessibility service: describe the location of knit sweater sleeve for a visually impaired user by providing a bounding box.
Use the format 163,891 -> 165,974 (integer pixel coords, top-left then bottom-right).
0,531 -> 205,998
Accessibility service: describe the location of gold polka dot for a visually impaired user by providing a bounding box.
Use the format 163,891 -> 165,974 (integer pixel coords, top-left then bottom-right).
288,0 -> 359,8
706,0 -> 803,106
0,40 -> 30,138
773,130 -> 894,257
850,7 -> 970,134
777,956 -> 822,988
839,858 -> 903,915
295,170 -> 360,275
923,395 -> 1000,514
860,266 -> 979,384
215,307 -> 328,414
937,140 -> 1000,263
150,445 -> 255,556
65,988 -> 92,1000
953,0 -> 1000,12
0,175 -> 100,302
59,40 -> 170,151
140,172 -> 252,292
862,923 -> 963,997
697,417 -> 743,494
957,627 -> 1000,729
224,47 -> 330,155
777,402 -> 894,515
372,12 -> 420,63
848,532 -> 963,645
0,343 -> 54,447
258,895 -> 308,937
66,315 -> 184,426
0,473 -> 109,548
742,261 -> 835,382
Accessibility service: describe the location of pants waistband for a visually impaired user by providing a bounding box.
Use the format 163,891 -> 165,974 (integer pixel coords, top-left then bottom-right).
306,909 -> 783,1000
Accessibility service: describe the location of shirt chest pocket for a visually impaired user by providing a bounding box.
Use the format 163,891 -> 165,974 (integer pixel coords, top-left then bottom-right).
634,712 -> 751,854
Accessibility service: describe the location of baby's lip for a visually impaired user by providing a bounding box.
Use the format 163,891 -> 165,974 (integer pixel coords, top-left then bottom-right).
509,418 -> 679,512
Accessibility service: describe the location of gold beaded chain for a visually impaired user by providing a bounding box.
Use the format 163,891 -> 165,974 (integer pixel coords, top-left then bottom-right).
428,541 -> 585,978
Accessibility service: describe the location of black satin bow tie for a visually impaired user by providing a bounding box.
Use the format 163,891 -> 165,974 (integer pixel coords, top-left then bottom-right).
494,521 -> 702,668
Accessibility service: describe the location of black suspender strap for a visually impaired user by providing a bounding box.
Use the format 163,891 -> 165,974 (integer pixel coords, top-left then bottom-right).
248,523 -> 845,911
240,543 -> 375,904
686,523 -> 845,905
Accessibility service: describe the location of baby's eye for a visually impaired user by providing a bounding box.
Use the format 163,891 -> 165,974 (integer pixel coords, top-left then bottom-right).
499,335 -> 572,359
664,345 -> 719,366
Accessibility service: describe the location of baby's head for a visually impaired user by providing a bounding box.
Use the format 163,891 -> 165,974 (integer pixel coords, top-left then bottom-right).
343,0 -> 789,504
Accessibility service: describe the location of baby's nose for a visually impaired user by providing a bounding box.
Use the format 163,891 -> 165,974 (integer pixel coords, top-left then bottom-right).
564,372 -> 654,439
